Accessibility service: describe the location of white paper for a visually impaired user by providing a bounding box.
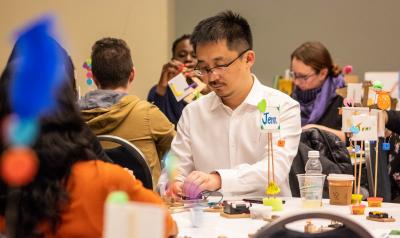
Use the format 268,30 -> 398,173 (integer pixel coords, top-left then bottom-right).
369,109 -> 385,137
341,107 -> 370,132
260,107 -> 280,132
351,115 -> 378,141
168,73 -> 194,101
347,83 -> 363,103
104,201 -> 165,238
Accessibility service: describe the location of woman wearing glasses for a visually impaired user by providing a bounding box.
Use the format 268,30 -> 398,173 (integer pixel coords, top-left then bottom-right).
290,41 -> 345,131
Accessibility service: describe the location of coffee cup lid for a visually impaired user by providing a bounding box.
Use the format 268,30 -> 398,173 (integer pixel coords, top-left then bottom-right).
327,174 -> 354,181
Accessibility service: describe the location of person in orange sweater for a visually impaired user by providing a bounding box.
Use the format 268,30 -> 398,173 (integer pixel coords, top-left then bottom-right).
0,38 -> 177,238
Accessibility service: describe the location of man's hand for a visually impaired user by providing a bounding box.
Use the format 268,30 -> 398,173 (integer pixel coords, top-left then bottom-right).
156,59 -> 184,96
182,171 -> 221,199
166,181 -> 183,198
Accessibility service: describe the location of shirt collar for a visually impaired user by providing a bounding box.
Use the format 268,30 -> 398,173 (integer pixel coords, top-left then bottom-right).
209,74 -> 263,111
243,74 -> 264,107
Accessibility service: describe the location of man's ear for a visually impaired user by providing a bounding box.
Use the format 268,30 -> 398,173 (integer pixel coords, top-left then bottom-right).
128,67 -> 136,84
245,50 -> 255,68
93,77 -> 101,88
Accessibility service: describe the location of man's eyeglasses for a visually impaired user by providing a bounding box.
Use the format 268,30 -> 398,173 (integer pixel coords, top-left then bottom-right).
289,71 -> 316,81
194,49 -> 250,77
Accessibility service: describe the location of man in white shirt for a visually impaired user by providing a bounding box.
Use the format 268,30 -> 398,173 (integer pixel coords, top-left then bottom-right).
159,11 -> 301,198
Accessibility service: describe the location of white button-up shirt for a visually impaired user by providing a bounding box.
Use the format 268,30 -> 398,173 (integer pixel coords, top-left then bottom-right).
158,75 -> 301,197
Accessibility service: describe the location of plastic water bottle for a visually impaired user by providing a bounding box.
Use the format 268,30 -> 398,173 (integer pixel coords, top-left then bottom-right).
305,151 -> 322,174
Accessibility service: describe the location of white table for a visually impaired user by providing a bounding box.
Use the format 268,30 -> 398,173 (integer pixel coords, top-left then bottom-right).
173,197 -> 400,238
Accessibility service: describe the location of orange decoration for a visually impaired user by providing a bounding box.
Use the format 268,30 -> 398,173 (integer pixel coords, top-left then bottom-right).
377,93 -> 391,110
1,147 -> 38,186
277,139 -> 285,147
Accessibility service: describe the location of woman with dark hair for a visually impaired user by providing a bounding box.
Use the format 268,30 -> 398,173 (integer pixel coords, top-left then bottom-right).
291,41 -> 345,131
0,44 -> 177,237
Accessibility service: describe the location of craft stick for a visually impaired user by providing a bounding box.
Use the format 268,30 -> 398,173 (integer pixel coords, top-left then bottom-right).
353,141 -> 357,194
267,133 -> 271,184
357,141 -> 363,197
270,133 -> 275,183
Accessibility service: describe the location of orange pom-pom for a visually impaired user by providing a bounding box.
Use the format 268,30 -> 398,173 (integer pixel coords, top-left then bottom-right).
377,93 -> 391,110
277,139 -> 285,147
1,147 -> 38,186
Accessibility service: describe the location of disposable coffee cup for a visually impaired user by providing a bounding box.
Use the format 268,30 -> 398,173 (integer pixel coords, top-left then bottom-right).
327,174 -> 354,205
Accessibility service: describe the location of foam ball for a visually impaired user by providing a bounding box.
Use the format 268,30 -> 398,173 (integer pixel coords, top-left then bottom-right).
350,125 -> 360,134
86,78 -> 93,86
86,71 -> 93,78
377,93 -> 391,110
257,99 -> 267,113
106,191 -> 129,204
343,65 -> 353,74
373,81 -> 383,90
8,117 -> 39,146
1,147 -> 38,186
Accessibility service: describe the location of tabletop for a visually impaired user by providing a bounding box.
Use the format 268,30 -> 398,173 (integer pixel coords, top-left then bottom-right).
172,197 -> 400,238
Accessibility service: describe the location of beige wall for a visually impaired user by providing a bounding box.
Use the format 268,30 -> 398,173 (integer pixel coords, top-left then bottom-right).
0,0 -> 175,99
175,0 -> 400,87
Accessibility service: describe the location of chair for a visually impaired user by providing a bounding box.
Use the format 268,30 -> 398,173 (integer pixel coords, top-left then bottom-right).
97,135 -> 153,190
254,212 -> 373,238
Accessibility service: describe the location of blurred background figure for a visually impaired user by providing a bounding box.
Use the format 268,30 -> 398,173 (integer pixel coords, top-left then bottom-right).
290,41 -> 345,131
148,34 -> 210,126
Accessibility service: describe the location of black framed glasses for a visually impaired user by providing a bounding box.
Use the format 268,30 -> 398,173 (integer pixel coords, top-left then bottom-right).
289,71 -> 316,81
194,49 -> 250,77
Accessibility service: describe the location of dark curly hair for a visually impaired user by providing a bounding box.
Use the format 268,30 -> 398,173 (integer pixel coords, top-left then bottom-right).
0,40 -> 97,237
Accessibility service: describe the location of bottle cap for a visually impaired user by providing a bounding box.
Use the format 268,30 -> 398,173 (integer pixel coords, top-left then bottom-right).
308,150 -> 319,158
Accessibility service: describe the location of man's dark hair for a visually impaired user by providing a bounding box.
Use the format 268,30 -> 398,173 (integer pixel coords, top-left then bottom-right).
172,34 -> 191,56
91,37 -> 133,89
190,11 -> 252,53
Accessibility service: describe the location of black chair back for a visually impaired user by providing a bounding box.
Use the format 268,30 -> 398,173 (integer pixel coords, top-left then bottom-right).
97,135 -> 153,190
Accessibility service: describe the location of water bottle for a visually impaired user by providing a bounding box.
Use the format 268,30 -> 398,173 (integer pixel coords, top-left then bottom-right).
305,150 -> 322,174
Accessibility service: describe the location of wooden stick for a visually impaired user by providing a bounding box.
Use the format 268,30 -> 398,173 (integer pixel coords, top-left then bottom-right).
374,140 -> 379,197
357,141 -> 364,196
270,133 -> 275,183
267,133 -> 271,184
352,141 -> 357,194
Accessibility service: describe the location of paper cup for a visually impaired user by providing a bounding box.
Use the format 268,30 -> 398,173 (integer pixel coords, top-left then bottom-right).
327,174 -> 354,205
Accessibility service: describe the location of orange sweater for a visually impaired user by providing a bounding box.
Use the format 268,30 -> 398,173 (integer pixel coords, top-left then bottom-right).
0,160 -> 176,237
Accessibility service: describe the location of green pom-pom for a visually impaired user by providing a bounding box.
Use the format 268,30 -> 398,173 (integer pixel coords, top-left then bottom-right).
257,99 -> 267,112
373,80 -> 383,90
107,191 -> 129,204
